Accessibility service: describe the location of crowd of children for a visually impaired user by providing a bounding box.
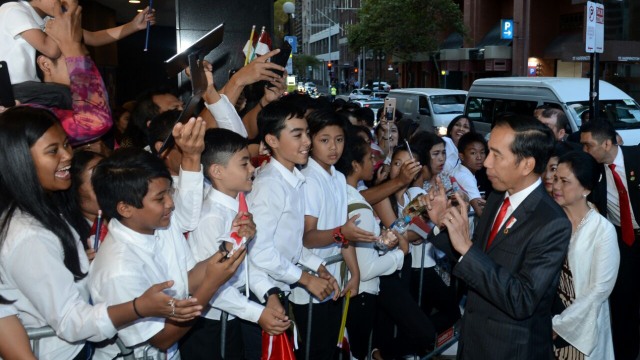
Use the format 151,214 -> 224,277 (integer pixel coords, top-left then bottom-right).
0,1 -> 494,359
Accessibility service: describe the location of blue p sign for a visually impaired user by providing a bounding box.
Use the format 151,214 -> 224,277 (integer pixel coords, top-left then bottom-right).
501,20 -> 514,40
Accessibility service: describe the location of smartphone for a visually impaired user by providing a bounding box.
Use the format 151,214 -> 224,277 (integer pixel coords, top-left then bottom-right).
268,40 -> 292,78
384,97 -> 396,122
0,61 -> 16,108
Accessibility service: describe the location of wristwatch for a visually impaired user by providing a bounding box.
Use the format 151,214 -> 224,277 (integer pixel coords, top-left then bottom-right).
332,226 -> 347,245
264,287 -> 282,302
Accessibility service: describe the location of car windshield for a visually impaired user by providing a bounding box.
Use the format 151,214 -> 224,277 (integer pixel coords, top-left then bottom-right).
430,95 -> 466,114
567,100 -> 640,129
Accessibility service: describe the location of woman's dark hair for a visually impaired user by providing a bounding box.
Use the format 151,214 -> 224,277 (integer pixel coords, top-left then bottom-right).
557,151 -> 600,191
397,120 -> 419,143
92,148 -> 172,221
0,107 -> 86,280
53,150 -> 105,247
306,109 -> 348,139
446,115 -> 475,138
335,132 -> 371,177
409,131 -> 444,174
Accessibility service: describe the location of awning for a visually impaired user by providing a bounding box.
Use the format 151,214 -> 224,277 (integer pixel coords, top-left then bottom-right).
476,23 -> 512,47
543,33 -> 640,62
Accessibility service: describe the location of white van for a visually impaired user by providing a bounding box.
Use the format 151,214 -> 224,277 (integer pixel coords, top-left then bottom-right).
389,88 -> 468,134
464,77 -> 640,145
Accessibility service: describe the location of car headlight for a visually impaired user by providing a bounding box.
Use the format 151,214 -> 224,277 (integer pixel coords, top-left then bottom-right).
436,126 -> 448,136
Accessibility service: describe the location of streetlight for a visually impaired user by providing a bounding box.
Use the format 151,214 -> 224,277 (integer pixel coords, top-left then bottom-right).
283,2 -> 295,36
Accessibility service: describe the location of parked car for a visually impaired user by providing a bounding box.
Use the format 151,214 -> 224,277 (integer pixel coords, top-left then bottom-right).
349,88 -> 373,101
354,99 -> 385,123
464,77 -> 640,145
372,81 -> 391,91
304,82 -> 317,93
389,88 -> 468,134
371,91 -> 389,100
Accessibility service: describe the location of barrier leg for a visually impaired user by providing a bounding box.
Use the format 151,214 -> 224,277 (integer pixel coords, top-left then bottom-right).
221,311 -> 228,359
305,296 -> 313,360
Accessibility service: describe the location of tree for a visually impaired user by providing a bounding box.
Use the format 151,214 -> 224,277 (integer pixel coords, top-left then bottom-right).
348,0 -> 465,62
292,54 -> 321,78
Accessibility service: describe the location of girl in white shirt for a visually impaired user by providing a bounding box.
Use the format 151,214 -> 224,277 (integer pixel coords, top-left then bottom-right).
336,133 -> 409,360
0,107 -> 201,360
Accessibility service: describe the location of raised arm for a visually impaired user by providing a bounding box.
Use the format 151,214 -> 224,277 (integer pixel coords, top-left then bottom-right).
83,7 -> 155,47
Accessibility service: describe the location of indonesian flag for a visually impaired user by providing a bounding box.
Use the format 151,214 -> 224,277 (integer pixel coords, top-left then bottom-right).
243,26 -> 272,61
230,192 -> 249,246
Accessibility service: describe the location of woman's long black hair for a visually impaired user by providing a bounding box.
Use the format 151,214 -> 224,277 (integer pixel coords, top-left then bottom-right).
0,107 -> 86,281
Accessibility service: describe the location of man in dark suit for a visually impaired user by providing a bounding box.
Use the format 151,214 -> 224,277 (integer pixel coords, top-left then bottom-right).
426,115 -> 571,359
581,120 -> 640,360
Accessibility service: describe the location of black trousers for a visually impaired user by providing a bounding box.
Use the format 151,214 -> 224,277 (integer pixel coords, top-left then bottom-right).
610,227 -> 640,360
374,255 -> 436,359
410,267 -> 461,333
345,292 -> 377,360
292,299 -> 342,360
179,317 -> 243,360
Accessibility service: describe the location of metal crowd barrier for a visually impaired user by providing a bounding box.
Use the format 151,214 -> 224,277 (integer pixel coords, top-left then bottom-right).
27,249 -> 458,360
25,326 -> 165,360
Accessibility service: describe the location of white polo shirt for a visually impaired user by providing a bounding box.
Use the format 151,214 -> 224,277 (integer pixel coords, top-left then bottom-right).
89,169 -> 203,360
0,1 -> 45,84
247,159 -> 325,299
290,159 -> 347,305
0,209 -> 117,360
188,188 -> 267,323
347,186 -> 404,295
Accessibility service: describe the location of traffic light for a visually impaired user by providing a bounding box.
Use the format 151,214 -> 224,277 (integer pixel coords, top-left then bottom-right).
327,62 -> 332,71
354,67 -> 358,73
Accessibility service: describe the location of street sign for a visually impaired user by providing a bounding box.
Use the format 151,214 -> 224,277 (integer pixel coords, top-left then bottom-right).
501,19 -> 514,40
585,1 -> 604,53
284,36 -> 297,54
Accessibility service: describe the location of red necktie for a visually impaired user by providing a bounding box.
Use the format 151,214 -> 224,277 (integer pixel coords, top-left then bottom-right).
487,197 -> 511,249
609,164 -> 635,246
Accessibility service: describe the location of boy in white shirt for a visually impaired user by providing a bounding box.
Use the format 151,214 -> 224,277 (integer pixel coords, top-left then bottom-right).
89,119 -> 245,360
247,100 -> 339,312
181,128 -> 290,359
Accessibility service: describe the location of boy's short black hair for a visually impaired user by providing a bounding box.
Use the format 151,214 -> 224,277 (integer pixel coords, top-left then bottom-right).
148,109 -> 180,153
258,100 -> 306,152
306,109 -> 348,139
92,148 -> 172,221
201,128 -> 249,182
457,132 -> 488,154
353,107 -> 375,128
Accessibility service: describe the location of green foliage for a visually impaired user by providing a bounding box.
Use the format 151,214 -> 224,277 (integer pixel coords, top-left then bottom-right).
348,0 -> 465,61
292,54 -> 321,76
274,0 -> 292,45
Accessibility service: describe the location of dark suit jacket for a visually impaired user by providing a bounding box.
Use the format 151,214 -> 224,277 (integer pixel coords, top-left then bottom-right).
591,145 -> 640,224
431,184 -> 571,360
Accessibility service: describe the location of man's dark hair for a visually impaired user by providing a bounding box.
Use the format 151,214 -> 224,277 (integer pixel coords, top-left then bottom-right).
558,151 -> 600,191
92,148 -> 172,221
457,132 -> 488,154
121,88 -> 176,148
148,109 -> 180,153
258,100 -> 306,152
541,108 -> 569,133
494,114 -> 555,174
201,128 -> 249,182
580,120 -> 617,144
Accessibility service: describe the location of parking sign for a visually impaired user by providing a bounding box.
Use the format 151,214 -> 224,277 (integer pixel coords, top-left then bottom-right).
501,19 -> 514,40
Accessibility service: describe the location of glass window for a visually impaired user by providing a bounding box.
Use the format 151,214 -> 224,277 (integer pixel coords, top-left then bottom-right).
430,95 -> 466,114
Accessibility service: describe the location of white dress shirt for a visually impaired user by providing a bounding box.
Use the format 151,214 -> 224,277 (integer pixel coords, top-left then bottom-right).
0,1 -> 44,84
402,187 -> 437,269
0,209 -> 117,360
205,94 -> 249,138
188,188 -> 267,323
443,136 -> 460,174
347,186 -> 404,295
604,148 -> 639,228
0,303 -> 17,318
491,178 -> 542,231
290,159 -> 347,304
247,159 -> 325,299
89,168 -> 203,360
